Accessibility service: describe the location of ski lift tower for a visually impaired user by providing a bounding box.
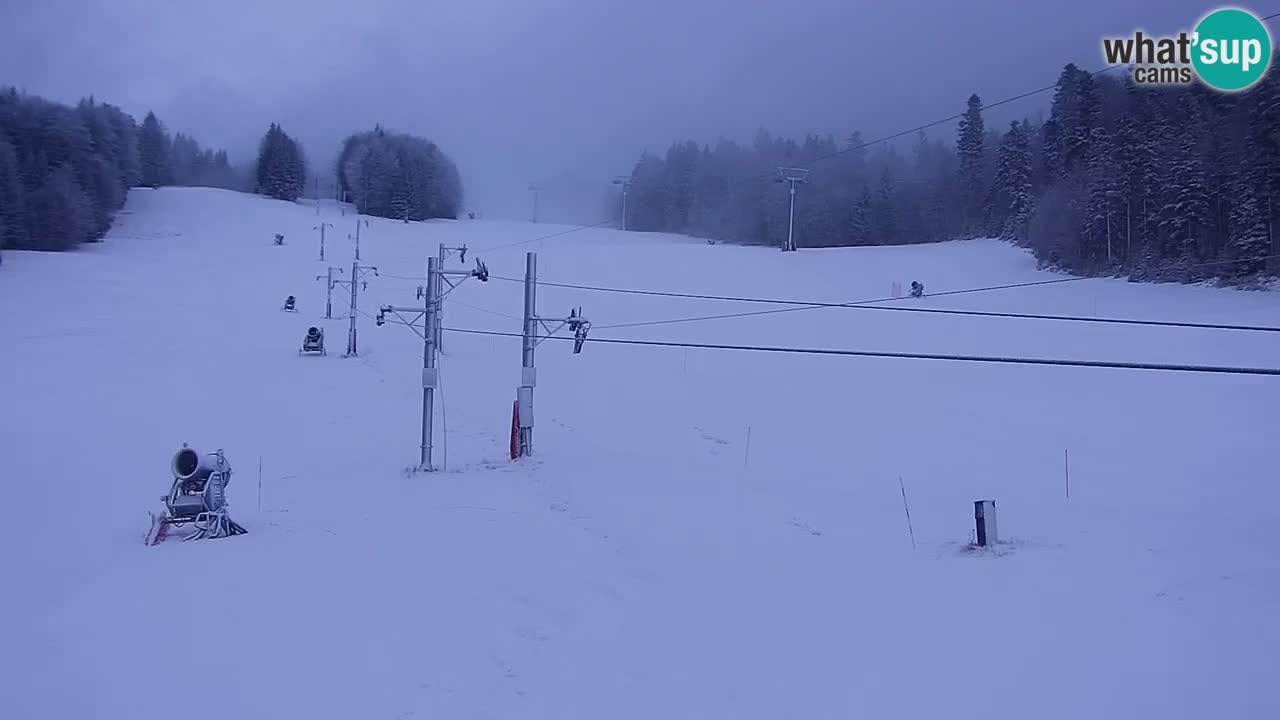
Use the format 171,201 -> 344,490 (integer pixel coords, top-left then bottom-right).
775,167 -> 810,252
612,176 -> 632,230
529,183 -> 543,224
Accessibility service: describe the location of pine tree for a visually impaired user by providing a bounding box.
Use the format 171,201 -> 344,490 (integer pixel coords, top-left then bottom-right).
913,131 -> 948,241
627,151 -> 670,232
1113,97 -> 1160,272
1226,187 -> 1269,276
254,124 -> 306,201
388,149 -> 411,221
849,187 -> 872,245
1041,118 -> 1063,183
1073,71 -> 1103,169
871,168 -> 897,244
26,163 -> 92,250
78,154 -> 123,239
1245,68 -> 1280,273
138,112 -> 171,187
662,141 -> 699,233
255,123 -> 281,197
1084,126 -> 1118,269
1158,95 -> 1212,281
1046,65 -> 1102,180
956,94 -> 985,234
993,121 -> 1033,242
107,106 -> 141,190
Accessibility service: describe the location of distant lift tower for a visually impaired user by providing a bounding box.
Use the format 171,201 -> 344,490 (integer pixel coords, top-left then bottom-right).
775,167 -> 810,252
529,183 -> 543,224
612,176 -> 632,231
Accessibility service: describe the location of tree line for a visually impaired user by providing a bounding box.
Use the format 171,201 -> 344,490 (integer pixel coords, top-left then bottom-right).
622,58 -> 1280,285
0,88 -> 467,264
0,88 -> 241,260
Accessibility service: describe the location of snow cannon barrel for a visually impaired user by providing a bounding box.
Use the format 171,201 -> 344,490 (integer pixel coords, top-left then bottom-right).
172,447 -> 232,486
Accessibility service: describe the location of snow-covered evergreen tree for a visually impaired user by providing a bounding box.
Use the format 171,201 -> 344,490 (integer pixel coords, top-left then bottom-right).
1246,67 -> 1280,273
871,167 -> 897,244
1226,187 -> 1269,276
1112,104 -> 1155,271
1083,126 -> 1118,269
956,94 -> 985,234
993,121 -> 1032,242
849,187 -> 871,245
1046,64 -> 1101,181
26,163 -> 92,250
254,123 -> 306,201
1157,94 -> 1212,281
1040,118 -> 1063,184
138,112 -> 171,188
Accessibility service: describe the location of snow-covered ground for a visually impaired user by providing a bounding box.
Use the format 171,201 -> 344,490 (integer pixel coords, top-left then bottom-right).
2,187 -> 1278,719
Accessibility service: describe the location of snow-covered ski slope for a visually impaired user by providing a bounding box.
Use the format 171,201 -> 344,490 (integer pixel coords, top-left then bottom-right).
2,187 -> 1278,719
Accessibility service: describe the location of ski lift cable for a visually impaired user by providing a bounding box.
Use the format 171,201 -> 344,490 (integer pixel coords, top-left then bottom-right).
485,253 -> 1280,333
440,326 -> 1280,377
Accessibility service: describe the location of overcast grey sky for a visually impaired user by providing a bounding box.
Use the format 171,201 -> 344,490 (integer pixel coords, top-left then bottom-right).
0,0 -> 1229,219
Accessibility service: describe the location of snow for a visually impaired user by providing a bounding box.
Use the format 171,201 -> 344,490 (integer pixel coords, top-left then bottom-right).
2,186 -> 1278,719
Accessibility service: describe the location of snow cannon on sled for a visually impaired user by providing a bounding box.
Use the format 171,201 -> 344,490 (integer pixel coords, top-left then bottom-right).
300,326 -> 325,355
145,445 -> 247,546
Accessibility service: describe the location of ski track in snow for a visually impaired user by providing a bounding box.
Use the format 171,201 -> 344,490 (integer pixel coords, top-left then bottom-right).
2,188 -> 1279,719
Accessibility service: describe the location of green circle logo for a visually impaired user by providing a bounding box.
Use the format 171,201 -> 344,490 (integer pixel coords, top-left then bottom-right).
1192,8 -> 1272,91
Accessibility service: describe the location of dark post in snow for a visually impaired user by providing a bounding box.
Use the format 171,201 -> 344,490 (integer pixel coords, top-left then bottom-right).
974,500 -> 998,547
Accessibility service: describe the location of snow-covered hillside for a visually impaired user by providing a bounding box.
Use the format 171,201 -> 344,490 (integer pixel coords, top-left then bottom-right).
2,187 -> 1277,719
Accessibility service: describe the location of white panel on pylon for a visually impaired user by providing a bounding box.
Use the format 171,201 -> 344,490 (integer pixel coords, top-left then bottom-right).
423,368 -> 439,388
517,387 -> 534,428
521,367 -> 537,387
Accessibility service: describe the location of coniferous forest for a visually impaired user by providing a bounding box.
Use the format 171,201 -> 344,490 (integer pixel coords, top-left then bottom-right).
622,61 -> 1280,284
0,88 -> 240,258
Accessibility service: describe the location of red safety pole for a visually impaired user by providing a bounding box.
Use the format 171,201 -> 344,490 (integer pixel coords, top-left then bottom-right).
510,401 -> 520,461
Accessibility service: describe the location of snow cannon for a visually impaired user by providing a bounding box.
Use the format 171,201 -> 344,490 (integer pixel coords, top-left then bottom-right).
145,445 -> 247,546
300,326 -> 325,355
172,446 -> 232,488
